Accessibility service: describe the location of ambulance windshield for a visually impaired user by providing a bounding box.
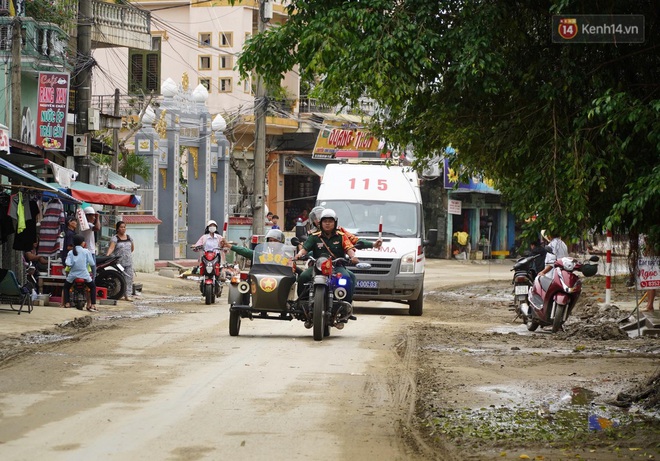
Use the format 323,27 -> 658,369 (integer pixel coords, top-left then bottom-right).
319,200 -> 420,238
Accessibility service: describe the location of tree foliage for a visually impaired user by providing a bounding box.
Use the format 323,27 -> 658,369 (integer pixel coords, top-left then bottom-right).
238,0 -> 660,246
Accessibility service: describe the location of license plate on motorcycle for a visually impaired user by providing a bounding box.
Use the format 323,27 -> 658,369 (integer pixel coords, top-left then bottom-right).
515,285 -> 529,295
116,263 -> 124,271
356,280 -> 378,289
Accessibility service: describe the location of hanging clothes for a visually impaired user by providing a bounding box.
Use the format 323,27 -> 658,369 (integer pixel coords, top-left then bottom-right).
37,198 -> 65,257
13,199 -> 41,251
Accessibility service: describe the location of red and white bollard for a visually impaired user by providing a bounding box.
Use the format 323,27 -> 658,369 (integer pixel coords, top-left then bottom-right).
605,229 -> 612,305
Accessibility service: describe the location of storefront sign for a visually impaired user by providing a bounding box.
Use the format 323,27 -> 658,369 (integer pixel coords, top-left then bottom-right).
448,199 -> 462,215
444,158 -> 498,193
36,72 -> 70,151
637,257 -> 660,290
0,125 -> 9,154
313,121 -> 381,158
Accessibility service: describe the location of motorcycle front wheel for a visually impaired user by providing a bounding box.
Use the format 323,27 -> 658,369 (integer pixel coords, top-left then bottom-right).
204,284 -> 214,305
552,303 -> 566,333
96,270 -> 126,300
313,287 -> 326,341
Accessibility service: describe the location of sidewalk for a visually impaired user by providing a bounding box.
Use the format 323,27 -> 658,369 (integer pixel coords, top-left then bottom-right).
0,271 -> 197,339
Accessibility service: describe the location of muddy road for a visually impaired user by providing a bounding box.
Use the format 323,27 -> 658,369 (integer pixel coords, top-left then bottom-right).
0,260 -> 658,461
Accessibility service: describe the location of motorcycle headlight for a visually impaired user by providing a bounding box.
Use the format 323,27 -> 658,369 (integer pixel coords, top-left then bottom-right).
315,257 -> 333,276
400,251 -> 415,273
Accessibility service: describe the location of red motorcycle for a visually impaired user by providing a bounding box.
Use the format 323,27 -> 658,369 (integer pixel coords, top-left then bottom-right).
192,246 -> 224,304
523,255 -> 599,333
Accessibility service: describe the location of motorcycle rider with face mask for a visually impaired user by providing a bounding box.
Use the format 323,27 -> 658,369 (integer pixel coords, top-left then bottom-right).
193,220 -> 225,252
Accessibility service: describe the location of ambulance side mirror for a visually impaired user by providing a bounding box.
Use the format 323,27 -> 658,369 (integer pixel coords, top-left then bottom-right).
424,229 -> 438,247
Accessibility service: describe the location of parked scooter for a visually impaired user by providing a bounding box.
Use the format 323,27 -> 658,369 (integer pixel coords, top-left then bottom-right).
511,253 -> 541,321
522,255 -> 599,332
192,245 -> 223,304
95,255 -> 127,300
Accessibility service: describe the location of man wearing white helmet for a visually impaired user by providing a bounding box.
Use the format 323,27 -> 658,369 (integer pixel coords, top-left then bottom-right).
308,205 -> 383,250
82,206 -> 101,278
294,209 -> 359,303
223,228 -> 285,261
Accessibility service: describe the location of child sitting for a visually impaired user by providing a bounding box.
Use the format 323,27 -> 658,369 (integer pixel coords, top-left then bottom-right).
63,234 -> 98,311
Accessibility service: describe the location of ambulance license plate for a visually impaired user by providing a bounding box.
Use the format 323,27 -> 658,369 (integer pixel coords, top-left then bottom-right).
357,280 -> 378,289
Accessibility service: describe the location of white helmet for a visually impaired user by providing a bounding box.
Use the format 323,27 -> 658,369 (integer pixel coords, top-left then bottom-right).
83,206 -> 96,215
320,209 -> 338,227
207,219 -> 218,227
309,206 -> 325,224
265,228 -> 285,243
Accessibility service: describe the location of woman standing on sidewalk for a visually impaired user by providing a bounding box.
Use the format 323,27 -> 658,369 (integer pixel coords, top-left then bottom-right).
106,221 -> 135,301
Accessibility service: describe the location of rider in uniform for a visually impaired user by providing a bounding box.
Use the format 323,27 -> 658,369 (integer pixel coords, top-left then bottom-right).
223,229 -> 285,261
307,206 -> 383,250
294,209 -> 359,302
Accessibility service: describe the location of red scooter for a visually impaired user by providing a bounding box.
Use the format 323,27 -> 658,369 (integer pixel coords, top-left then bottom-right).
523,255 -> 599,333
192,246 -> 223,305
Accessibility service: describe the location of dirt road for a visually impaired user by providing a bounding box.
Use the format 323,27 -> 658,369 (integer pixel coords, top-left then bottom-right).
0,260 -> 657,461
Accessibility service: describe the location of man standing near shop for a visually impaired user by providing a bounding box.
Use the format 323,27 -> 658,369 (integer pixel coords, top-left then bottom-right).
82,206 -> 101,278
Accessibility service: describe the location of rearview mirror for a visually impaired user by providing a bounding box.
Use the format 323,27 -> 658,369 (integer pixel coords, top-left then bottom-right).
424,229 -> 438,247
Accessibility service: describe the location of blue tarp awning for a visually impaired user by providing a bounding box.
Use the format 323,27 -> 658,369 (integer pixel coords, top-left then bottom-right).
0,157 -> 80,203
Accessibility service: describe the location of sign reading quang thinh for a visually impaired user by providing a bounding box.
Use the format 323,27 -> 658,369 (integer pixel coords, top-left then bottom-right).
36,72 -> 70,151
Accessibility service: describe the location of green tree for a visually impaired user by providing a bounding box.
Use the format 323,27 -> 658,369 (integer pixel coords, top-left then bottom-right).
238,0 -> 659,248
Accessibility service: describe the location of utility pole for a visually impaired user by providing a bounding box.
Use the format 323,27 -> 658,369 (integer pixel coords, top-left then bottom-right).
75,0 -> 93,181
252,0 -> 268,238
112,88 -> 120,173
10,16 -> 21,140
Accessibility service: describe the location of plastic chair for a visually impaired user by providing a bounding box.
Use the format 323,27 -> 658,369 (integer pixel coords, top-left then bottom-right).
0,269 -> 34,315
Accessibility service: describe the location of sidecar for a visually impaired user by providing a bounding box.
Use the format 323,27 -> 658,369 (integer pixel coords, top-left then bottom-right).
228,242 -> 300,336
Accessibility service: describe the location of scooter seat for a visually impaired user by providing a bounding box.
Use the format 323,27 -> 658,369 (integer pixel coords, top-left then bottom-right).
540,275 -> 553,292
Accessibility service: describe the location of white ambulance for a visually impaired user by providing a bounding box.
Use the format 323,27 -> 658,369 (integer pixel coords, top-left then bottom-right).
316,163 -> 437,315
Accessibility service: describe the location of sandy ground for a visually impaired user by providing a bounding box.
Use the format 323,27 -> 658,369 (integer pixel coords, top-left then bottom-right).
0,260 -> 658,461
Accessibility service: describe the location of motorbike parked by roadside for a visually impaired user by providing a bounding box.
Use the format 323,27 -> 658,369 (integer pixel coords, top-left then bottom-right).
511,253 -> 541,320
227,240 -> 370,341
522,255 -> 599,332
192,245 -> 224,304
95,255 -> 127,300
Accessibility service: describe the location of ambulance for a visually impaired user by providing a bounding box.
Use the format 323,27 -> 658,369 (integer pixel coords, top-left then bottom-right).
316,163 -> 437,315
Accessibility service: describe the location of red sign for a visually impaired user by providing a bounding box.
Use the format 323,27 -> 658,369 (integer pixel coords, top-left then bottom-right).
0,125 -> 9,154
36,72 -> 70,151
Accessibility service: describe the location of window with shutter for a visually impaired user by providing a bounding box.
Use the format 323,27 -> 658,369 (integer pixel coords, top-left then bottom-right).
128,39 -> 161,94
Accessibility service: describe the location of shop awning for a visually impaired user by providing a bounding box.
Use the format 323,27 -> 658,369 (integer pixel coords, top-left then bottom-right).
107,170 -> 140,191
294,156 -> 333,177
0,157 -> 80,203
50,181 -> 141,207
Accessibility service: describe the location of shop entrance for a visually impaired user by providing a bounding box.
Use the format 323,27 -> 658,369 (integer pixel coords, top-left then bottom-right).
283,174 -> 319,231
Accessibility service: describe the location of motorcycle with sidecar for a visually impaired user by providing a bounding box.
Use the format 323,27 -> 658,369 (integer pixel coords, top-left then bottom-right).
227,240 -> 370,341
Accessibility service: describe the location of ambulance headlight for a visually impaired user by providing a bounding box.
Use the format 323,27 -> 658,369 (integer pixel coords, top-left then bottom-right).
400,251 -> 415,273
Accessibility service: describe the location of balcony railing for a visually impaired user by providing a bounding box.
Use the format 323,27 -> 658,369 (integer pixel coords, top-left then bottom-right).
0,17 -> 69,69
92,0 -> 151,50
